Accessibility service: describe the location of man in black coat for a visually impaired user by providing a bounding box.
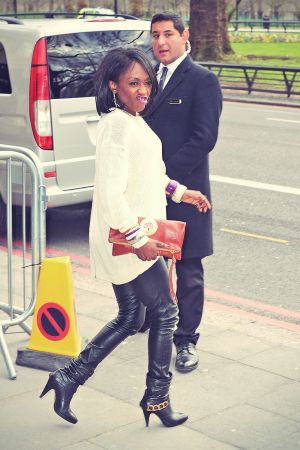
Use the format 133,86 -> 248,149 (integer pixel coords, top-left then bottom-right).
144,12 -> 223,372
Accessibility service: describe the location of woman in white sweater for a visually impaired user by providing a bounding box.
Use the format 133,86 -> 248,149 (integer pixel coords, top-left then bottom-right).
40,48 -> 210,428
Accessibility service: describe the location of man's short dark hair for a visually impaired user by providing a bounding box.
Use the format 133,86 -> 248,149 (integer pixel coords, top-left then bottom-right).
151,11 -> 186,34
95,48 -> 158,115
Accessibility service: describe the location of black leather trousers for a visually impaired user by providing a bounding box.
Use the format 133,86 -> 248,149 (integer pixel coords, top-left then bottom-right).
65,258 -> 178,384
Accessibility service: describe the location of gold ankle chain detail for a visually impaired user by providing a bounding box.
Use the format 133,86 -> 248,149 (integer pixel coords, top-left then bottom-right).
147,400 -> 169,412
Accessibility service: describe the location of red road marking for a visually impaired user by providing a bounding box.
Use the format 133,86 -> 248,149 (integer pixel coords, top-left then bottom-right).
0,245 -> 30,259
205,288 -> 300,320
3,239 -> 90,265
0,242 -> 90,266
1,242 -> 299,329
73,265 -> 90,275
45,247 -> 90,265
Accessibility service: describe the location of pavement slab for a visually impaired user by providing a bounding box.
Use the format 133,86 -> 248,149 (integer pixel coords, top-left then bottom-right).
61,442 -> 105,450
201,329 -> 275,360
260,431 -> 300,450
1,252 -> 300,450
0,386 -> 141,450
188,403 -> 300,450
89,421 -> 241,450
241,346 -> 300,381
248,381 -> 300,422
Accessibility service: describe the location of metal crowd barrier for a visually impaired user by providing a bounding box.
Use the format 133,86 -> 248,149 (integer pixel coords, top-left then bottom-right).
0,145 -> 46,379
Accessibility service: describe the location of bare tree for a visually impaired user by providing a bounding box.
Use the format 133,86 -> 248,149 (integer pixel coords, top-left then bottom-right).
189,0 -> 229,61
220,0 -> 233,54
128,0 -> 144,16
2,0 -> 13,11
265,0 -> 283,16
293,0 -> 300,19
228,0 -> 242,21
145,0 -> 155,17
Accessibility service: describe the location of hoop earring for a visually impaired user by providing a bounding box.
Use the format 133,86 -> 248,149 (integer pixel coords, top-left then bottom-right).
113,90 -> 119,108
186,40 -> 191,54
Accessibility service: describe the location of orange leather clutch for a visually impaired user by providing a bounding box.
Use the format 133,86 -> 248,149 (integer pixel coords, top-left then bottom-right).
108,217 -> 186,260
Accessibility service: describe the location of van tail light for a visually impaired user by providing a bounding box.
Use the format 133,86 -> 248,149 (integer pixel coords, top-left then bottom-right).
44,171 -> 57,178
29,38 -> 53,150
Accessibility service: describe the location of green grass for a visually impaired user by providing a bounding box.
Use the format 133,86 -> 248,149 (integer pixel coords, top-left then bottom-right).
211,34 -> 300,92
226,33 -> 300,67
229,42 -> 300,67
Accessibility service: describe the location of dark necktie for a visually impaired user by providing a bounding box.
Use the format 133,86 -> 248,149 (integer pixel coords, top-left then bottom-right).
157,66 -> 168,95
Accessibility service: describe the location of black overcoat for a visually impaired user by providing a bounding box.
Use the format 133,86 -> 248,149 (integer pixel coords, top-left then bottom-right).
145,56 -> 223,259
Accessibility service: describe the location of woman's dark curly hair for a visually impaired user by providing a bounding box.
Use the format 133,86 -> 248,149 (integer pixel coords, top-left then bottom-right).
95,47 -> 158,115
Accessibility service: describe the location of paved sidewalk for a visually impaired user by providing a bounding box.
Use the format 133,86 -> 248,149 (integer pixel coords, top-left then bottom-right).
1,264 -> 300,450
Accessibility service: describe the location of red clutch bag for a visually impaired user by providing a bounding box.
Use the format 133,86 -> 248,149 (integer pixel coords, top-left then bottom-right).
108,218 -> 186,303
108,217 -> 186,260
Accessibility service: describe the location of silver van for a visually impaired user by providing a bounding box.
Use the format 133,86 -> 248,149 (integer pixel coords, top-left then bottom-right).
0,15 -> 152,228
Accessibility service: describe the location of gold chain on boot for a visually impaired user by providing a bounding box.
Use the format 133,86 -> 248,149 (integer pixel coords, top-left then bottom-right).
146,400 -> 169,412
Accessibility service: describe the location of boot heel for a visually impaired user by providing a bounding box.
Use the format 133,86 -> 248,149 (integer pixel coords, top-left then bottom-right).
141,405 -> 151,427
140,399 -> 188,428
40,370 -> 79,424
40,376 -> 53,398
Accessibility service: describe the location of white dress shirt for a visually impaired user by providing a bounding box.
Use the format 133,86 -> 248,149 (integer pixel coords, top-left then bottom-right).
156,52 -> 188,90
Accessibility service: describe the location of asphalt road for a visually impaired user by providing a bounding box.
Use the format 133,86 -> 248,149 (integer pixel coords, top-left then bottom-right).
44,101 -> 300,314
207,102 -> 300,311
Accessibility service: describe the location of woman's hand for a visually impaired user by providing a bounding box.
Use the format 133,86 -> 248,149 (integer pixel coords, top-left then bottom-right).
135,239 -> 171,261
181,189 -> 211,213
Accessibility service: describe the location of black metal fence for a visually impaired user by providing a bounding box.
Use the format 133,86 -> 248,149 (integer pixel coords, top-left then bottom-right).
230,20 -> 300,32
199,63 -> 300,98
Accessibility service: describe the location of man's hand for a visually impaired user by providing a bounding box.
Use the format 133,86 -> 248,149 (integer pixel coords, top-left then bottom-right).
181,189 -> 211,213
135,239 -> 171,261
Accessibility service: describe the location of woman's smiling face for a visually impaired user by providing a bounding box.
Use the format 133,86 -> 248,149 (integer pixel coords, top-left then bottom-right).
109,62 -> 153,115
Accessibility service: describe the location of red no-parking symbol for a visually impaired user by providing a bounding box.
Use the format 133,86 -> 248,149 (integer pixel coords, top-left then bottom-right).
37,302 -> 70,341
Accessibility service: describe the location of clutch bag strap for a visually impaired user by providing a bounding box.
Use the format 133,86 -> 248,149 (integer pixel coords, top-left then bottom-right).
168,253 -> 178,304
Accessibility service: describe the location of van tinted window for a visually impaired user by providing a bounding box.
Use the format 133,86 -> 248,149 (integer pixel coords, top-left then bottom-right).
47,30 -> 153,99
0,42 -> 12,94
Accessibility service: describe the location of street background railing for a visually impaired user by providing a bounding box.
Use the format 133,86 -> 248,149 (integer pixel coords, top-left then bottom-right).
0,145 -> 46,379
199,62 -> 300,98
230,20 -> 300,32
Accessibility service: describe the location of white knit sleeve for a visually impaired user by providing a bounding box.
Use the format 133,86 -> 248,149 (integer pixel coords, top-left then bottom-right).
95,113 -> 138,232
164,172 -> 187,203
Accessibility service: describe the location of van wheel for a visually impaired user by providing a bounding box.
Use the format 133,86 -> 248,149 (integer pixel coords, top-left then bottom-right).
0,194 -> 6,235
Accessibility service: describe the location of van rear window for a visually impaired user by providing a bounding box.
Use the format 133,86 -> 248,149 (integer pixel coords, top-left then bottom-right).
0,42 -> 12,94
47,30 -> 153,99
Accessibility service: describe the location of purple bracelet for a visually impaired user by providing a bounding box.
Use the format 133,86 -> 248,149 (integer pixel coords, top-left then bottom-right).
125,226 -> 141,240
166,180 -> 178,197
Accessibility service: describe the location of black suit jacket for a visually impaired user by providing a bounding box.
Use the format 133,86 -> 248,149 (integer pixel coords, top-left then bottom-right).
145,56 -> 223,259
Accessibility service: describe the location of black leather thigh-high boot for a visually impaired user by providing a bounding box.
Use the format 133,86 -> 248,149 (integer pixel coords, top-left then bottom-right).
130,259 -> 189,427
40,282 -> 145,424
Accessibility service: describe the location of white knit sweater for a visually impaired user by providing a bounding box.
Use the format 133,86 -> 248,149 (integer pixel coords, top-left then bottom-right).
89,108 -> 169,284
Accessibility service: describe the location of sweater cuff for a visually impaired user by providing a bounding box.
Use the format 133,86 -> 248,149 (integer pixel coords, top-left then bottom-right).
132,235 -> 149,249
171,184 -> 187,203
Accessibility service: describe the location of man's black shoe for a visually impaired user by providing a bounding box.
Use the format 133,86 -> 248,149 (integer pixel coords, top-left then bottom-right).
175,343 -> 198,373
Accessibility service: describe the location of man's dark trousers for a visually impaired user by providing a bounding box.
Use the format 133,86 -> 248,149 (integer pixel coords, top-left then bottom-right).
145,55 -> 222,349
173,258 -> 204,346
